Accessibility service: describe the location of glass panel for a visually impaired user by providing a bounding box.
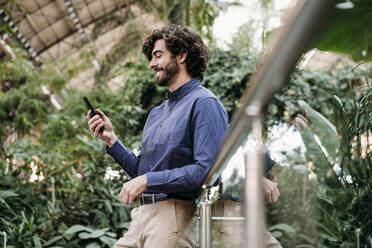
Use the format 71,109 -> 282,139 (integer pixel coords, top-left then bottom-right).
210,144 -> 246,248
265,123 -> 318,248
205,124 -> 320,248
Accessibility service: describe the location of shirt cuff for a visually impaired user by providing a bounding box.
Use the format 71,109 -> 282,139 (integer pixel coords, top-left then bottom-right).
146,171 -> 165,192
106,138 -> 128,158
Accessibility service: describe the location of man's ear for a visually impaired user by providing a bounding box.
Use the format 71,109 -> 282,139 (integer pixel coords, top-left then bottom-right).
178,51 -> 188,64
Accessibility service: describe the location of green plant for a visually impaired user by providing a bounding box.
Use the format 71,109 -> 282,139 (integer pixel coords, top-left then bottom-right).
135,0 -> 222,41
270,83 -> 371,247
0,155 -> 49,247
60,225 -> 117,248
314,0 -> 372,62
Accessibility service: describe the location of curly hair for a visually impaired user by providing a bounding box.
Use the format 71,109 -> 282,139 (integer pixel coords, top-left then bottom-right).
142,25 -> 209,81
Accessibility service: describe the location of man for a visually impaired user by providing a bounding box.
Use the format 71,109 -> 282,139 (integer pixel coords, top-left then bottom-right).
87,25 -> 228,248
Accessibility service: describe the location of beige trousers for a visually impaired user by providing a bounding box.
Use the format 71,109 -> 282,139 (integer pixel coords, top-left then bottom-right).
114,199 -> 197,248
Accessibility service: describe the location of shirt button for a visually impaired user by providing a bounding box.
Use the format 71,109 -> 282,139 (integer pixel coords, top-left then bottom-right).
160,124 -> 163,128
151,142 -> 154,145
149,161 -> 153,166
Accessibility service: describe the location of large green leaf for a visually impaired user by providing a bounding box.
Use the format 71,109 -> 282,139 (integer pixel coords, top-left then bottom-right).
78,228 -> 109,239
64,225 -> 94,236
298,100 -> 340,162
33,237 -> 42,248
85,242 -> 100,248
99,235 -> 117,246
314,0 -> 372,62
298,120 -> 331,177
269,223 -> 296,234
0,190 -> 18,209
293,104 -> 335,180
0,190 -> 18,198
45,235 -> 64,246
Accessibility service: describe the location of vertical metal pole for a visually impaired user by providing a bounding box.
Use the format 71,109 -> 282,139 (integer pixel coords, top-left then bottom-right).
3,231 -> 6,248
244,106 -> 264,248
200,186 -> 212,248
356,228 -> 360,248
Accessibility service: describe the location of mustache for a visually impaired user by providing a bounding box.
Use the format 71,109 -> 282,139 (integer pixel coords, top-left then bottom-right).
153,67 -> 163,72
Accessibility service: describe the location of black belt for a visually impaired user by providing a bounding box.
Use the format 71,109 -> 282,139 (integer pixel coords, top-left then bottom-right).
139,193 -> 193,205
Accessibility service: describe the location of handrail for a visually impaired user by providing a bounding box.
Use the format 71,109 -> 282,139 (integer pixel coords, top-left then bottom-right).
197,0 -> 335,204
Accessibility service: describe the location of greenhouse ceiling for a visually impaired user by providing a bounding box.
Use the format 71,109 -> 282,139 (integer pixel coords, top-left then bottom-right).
0,0 -> 136,63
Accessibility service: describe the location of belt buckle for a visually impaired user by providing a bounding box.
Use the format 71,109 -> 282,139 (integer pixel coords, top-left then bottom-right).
152,194 -> 155,204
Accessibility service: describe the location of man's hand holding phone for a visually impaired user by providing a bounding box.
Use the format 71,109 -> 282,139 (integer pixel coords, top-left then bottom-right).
87,109 -> 117,147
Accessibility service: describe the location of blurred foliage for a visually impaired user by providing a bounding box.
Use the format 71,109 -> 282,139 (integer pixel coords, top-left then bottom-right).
135,0 -> 222,41
0,47 -> 66,142
0,47 -> 134,247
229,20 -> 260,55
203,46 -> 254,118
311,87 -> 371,247
315,0 -> 372,62
326,87 -> 372,246
267,65 -> 370,126
268,82 -> 371,247
0,1 -> 18,34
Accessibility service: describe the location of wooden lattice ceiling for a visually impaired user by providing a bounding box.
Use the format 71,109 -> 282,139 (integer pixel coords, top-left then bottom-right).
1,0 -> 136,62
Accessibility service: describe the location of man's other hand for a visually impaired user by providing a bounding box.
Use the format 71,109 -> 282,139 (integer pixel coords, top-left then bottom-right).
87,109 -> 116,147
120,174 -> 148,205
262,177 -> 280,204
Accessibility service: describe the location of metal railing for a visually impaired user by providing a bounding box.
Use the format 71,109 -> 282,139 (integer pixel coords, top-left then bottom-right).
3,231 -> 6,248
197,0 -> 335,247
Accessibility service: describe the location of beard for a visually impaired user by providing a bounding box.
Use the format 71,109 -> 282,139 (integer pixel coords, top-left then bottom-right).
157,56 -> 179,87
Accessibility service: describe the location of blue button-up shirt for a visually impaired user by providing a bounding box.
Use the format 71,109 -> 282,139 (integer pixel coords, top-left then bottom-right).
107,79 -> 228,199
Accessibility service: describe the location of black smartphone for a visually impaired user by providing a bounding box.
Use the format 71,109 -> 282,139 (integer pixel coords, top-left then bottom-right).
83,96 -> 105,132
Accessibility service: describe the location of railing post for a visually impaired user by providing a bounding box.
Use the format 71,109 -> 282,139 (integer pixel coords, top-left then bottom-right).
199,185 -> 212,248
3,231 -> 6,248
244,104 -> 264,248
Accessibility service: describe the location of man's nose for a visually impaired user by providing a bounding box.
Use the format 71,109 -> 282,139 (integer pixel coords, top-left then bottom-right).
149,58 -> 156,69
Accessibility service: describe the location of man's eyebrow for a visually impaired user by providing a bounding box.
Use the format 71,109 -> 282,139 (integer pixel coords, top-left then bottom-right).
152,50 -> 164,56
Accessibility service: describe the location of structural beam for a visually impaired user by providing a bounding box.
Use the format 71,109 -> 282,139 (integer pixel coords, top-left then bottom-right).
63,0 -> 88,42
0,9 -> 41,65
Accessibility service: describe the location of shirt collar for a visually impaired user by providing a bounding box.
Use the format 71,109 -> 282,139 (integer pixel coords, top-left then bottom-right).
166,78 -> 200,101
